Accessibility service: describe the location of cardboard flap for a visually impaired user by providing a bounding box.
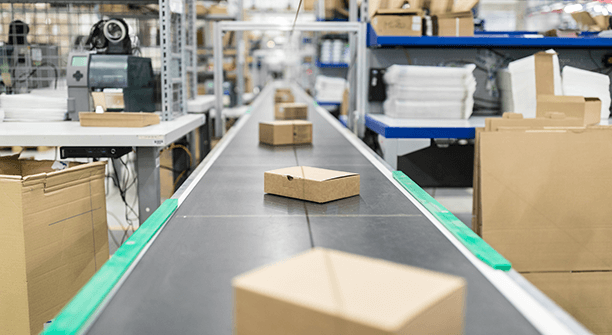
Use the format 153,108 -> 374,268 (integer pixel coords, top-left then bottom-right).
452,0 -> 478,12
269,166 -> 358,182
375,8 -> 422,15
435,11 -> 472,18
534,52 -> 557,96
538,95 -> 585,104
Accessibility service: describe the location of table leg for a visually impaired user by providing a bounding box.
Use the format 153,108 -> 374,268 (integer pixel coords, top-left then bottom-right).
136,147 -> 161,225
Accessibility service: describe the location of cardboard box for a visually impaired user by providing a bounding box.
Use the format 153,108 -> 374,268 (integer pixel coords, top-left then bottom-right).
572,12 -> 609,31
475,125 -> 612,272
0,155 -> 108,335
275,102 -> 308,120
371,9 -> 424,37
259,121 -> 313,146
264,166 -> 360,203
340,87 -> 349,116
537,95 -> 601,126
79,112 -> 160,128
429,0 -> 453,14
274,89 -> 295,103
234,248 -> 466,335
433,11 -> 474,37
523,271 -> 612,334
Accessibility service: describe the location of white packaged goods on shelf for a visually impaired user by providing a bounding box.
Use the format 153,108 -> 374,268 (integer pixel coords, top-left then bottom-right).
562,66 -> 611,119
384,64 -> 477,87
507,50 -> 562,118
1,89 -> 67,122
386,77 -> 476,102
315,75 -> 346,103
382,64 -> 476,119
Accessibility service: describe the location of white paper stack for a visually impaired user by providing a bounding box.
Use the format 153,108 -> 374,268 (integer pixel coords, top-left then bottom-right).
507,50 -> 563,118
562,66 -> 611,119
382,64 -> 476,119
1,88 -> 67,122
315,75 -> 346,103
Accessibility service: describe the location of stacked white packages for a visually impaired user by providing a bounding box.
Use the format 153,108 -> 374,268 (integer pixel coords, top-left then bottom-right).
562,66 -> 611,119
315,75 -> 346,103
507,50 -> 563,118
1,88 -> 67,122
382,64 -> 476,119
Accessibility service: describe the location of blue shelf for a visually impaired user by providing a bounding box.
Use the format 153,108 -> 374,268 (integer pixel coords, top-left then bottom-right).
367,24 -> 612,48
365,114 -> 478,139
316,61 -> 349,68
317,101 -> 341,107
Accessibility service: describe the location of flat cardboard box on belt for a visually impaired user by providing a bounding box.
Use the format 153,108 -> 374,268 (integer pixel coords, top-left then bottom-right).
0,154 -> 109,335
371,9 -> 424,37
259,120 -> 313,145
233,248 -> 466,335
264,166 -> 360,203
433,11 -> 474,37
275,102 -> 308,120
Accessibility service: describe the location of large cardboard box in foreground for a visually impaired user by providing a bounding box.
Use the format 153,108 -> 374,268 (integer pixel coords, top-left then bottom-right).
522,271 -> 612,335
264,166 -> 360,203
0,155 -> 109,335
275,102 -> 308,120
259,121 -> 313,145
234,248 -> 466,335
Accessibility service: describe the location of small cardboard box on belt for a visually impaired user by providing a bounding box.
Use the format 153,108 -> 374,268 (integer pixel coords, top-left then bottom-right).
0,154 -> 109,335
259,120 -> 313,145
264,166 -> 359,203
274,88 -> 295,103
275,102 -> 308,120
233,248 -> 466,335
432,11 -> 474,37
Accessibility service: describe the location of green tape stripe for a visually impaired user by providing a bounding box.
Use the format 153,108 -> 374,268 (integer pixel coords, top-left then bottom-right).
43,199 -> 179,334
392,171 -> 511,271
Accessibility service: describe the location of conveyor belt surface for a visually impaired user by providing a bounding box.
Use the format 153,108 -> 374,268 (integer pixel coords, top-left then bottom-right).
84,84 -> 564,334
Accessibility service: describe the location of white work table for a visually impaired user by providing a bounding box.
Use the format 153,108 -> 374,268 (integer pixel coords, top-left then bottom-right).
0,114 -> 205,222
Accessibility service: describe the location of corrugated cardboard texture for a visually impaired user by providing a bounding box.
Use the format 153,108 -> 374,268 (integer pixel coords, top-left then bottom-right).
274,103 -> 308,120
522,271 -> 612,334
0,156 -> 108,335
371,10 -> 423,36
477,127 -> 612,272
264,166 -> 360,203
233,248 -> 466,335
536,95 -> 602,126
434,12 -> 474,36
259,121 -> 313,146
79,112 -> 160,128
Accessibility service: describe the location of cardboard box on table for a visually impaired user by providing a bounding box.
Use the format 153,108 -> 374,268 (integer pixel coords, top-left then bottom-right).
275,102 -> 308,120
371,9 -> 424,36
233,248 -> 466,335
264,166 -> 360,203
473,111 -> 612,333
259,121 -> 313,145
0,155 -> 109,335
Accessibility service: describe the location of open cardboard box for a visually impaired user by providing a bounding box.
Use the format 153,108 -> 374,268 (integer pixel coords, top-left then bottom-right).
259,120 -> 313,145
264,166 -> 360,203
534,51 -> 601,125
233,248 -> 466,335
0,154 -> 108,334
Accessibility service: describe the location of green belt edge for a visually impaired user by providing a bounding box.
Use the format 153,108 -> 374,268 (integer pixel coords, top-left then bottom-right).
392,171 -> 511,271
42,199 -> 179,335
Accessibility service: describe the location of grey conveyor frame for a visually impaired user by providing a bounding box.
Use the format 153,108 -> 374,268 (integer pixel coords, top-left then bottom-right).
83,83 -> 590,335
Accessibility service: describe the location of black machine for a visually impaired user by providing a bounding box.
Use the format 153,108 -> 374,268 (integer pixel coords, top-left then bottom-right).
67,18 -> 155,120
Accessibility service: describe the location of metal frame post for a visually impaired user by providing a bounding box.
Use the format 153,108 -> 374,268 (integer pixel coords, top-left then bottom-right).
160,0 -> 172,121
213,21 -> 225,137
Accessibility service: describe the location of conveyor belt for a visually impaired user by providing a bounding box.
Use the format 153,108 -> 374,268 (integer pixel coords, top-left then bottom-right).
65,83 -> 585,335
